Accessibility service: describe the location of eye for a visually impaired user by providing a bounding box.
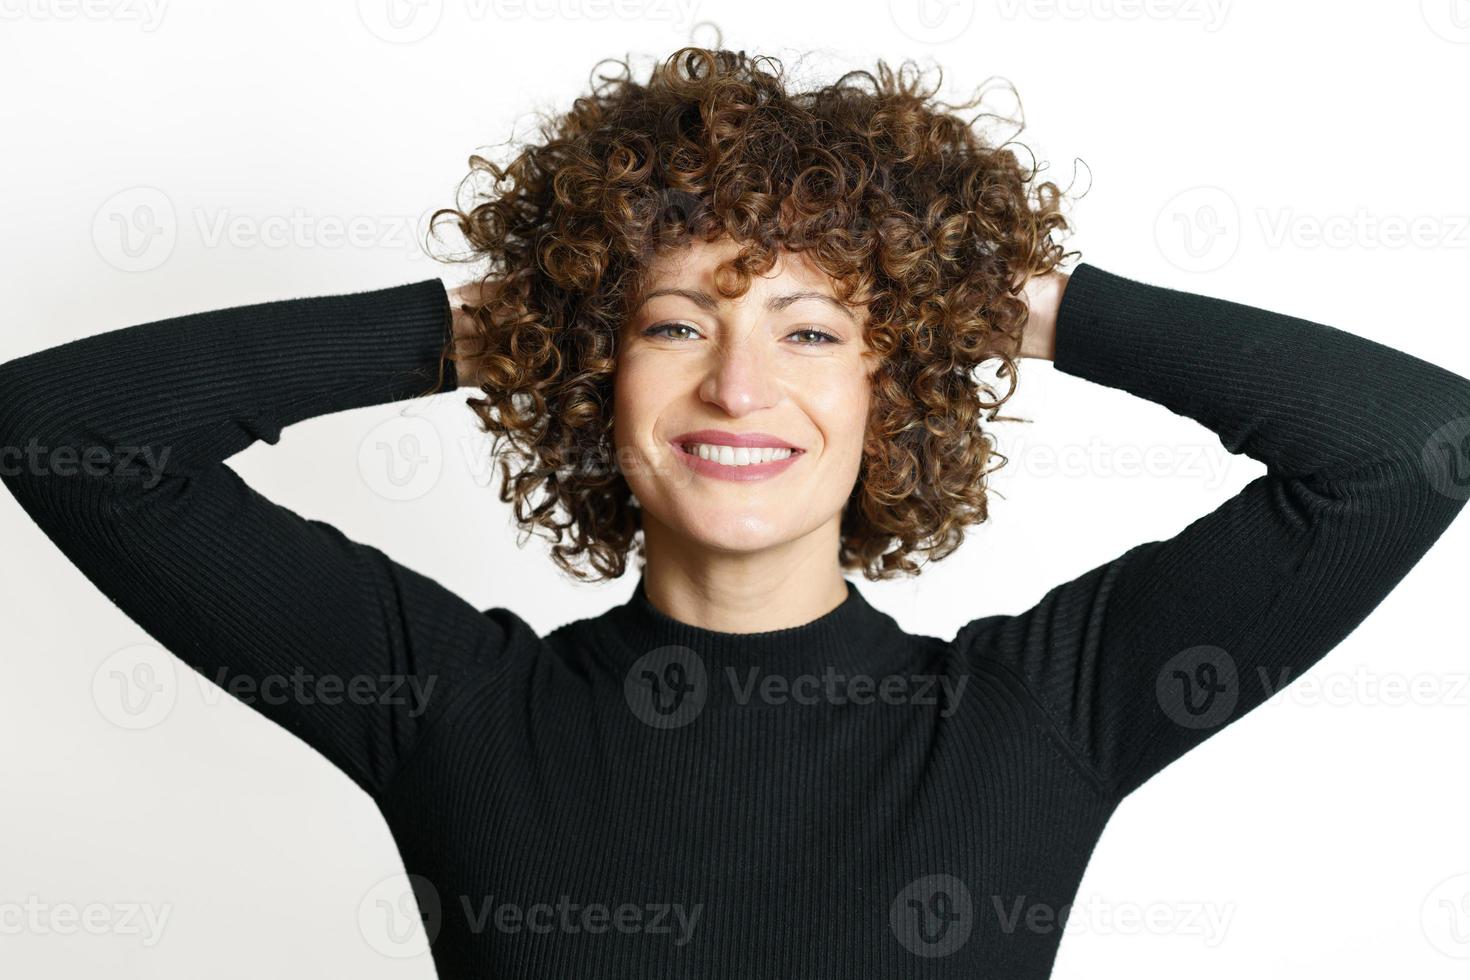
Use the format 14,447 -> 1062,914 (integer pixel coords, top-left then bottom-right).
643,321 -> 702,341
788,327 -> 840,345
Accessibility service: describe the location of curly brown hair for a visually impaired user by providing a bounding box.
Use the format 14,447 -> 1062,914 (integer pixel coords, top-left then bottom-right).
425,45 -> 1077,583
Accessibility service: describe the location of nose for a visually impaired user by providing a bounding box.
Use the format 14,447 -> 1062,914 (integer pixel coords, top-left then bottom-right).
698,333 -> 780,418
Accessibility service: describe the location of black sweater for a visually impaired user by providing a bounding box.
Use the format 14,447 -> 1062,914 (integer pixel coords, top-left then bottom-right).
3,265 -> 1468,978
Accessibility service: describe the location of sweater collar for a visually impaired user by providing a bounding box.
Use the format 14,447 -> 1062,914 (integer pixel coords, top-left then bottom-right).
596,571 -> 910,675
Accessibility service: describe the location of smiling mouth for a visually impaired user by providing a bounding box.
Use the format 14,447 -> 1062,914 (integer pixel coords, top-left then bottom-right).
676,442 -> 805,467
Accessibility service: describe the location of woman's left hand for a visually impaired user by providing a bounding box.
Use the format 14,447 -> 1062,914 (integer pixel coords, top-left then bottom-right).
1018,269 -> 1069,361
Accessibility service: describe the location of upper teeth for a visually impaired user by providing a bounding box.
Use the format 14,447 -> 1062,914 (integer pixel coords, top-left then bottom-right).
683,443 -> 795,466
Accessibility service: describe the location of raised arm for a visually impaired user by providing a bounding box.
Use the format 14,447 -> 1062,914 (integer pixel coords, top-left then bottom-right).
0,279 -> 515,802
959,263 -> 1470,804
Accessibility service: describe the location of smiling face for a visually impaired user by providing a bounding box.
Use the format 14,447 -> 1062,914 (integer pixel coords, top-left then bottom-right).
613,235 -> 877,563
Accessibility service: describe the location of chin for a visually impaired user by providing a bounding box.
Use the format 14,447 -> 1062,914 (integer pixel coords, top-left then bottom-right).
673,511 -> 795,554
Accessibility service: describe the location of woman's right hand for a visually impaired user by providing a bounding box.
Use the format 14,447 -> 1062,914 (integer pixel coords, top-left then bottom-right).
446,278 -> 490,388
448,278 -> 485,338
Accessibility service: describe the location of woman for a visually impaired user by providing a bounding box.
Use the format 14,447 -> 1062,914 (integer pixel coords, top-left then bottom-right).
3,46 -> 1468,978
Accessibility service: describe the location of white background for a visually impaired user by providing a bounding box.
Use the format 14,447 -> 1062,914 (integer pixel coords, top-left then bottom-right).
3,1 -> 1470,976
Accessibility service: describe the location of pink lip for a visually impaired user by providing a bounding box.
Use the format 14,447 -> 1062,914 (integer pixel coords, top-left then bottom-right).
669,430 -> 806,483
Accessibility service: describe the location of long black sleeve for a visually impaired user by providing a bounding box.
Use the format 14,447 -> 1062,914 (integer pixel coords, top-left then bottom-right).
0,279 -> 511,802
960,263 -> 1470,804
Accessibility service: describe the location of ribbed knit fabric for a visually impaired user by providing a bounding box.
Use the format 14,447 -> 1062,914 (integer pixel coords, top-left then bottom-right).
3,265 -> 1469,978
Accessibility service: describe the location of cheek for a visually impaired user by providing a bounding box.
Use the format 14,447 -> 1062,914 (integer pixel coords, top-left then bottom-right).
612,360 -> 649,435
810,373 -> 871,455
612,356 -> 676,453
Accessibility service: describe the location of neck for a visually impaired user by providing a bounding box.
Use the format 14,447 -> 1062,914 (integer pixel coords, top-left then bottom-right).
639,511 -> 851,633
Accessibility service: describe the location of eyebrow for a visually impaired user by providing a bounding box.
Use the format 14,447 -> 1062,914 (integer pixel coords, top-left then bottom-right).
634,287 -> 859,323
